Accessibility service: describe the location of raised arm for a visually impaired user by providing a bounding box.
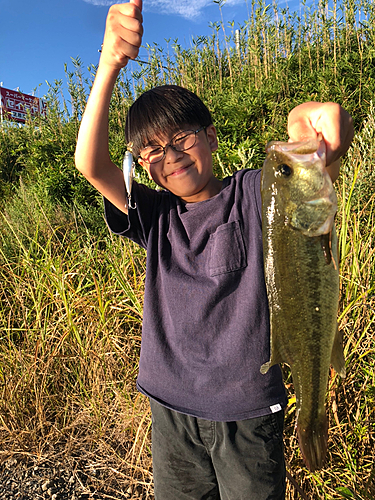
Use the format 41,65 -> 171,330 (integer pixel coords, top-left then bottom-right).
287,102 -> 354,183
75,1 -> 143,214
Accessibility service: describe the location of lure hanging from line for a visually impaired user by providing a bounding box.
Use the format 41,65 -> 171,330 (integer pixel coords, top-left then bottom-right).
123,150 -> 136,210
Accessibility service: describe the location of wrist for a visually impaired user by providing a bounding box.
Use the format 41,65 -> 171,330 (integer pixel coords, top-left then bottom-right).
97,58 -> 124,79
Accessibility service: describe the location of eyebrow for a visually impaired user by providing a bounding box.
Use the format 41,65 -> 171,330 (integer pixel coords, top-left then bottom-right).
143,125 -> 192,149
143,134 -> 170,149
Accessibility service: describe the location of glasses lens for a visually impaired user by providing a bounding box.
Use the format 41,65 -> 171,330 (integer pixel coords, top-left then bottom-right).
139,129 -> 202,163
172,130 -> 196,152
140,146 -> 164,164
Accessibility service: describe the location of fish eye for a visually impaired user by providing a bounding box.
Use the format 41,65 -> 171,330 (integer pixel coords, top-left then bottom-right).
277,164 -> 292,177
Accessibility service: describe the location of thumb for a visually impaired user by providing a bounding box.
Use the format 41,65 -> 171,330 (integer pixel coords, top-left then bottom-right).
129,0 -> 142,11
288,118 -> 318,143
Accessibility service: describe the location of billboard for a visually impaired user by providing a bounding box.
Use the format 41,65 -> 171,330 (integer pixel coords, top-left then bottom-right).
0,86 -> 47,124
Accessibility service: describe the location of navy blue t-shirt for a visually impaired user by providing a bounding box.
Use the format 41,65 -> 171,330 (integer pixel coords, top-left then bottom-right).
104,168 -> 287,421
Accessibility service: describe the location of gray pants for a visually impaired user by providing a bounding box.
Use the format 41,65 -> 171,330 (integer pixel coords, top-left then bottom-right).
150,399 -> 285,500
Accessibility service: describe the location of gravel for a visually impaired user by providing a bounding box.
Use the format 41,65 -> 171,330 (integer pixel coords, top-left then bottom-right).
0,455 -> 153,500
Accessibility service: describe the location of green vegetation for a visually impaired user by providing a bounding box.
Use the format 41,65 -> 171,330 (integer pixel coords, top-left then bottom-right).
0,0 -> 374,497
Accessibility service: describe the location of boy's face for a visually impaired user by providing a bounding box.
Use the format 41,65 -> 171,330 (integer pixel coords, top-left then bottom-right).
138,124 -> 221,203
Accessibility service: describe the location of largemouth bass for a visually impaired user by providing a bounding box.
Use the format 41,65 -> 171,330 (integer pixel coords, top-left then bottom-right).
260,139 -> 346,471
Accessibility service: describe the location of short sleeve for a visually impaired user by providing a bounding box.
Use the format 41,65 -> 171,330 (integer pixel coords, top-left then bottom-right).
104,181 -> 162,250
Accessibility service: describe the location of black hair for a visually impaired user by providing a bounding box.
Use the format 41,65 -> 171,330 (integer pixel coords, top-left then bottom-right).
125,85 -> 213,157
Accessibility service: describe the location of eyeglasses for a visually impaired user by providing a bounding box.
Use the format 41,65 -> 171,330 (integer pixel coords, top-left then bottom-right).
139,127 -> 206,164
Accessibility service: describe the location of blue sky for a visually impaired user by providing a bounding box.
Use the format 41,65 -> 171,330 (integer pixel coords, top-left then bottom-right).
0,0 -> 301,100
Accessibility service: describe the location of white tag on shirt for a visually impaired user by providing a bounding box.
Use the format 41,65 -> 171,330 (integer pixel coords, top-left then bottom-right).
270,403 -> 282,413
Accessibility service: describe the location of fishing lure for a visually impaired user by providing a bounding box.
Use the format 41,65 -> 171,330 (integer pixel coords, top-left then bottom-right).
123,150 -> 136,210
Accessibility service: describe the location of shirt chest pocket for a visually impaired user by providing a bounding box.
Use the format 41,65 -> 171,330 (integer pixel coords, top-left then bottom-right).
208,220 -> 247,277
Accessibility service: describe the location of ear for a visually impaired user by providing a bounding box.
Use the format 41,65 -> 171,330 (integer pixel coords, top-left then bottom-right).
138,158 -> 153,180
206,124 -> 218,152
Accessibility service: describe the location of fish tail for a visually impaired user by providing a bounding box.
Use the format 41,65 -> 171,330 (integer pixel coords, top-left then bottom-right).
297,412 -> 328,471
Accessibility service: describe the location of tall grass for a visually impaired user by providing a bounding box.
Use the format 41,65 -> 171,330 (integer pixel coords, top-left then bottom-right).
0,0 -> 374,498
0,200 -> 153,495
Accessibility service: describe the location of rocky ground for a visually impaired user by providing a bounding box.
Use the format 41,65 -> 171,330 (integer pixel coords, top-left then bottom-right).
0,455 -> 153,500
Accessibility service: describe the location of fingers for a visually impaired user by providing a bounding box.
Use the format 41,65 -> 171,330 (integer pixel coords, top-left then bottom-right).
129,0 -> 142,10
288,102 -> 354,167
308,103 -> 353,166
100,2 -> 143,70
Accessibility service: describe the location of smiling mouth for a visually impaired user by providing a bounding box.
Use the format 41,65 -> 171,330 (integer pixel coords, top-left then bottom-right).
167,164 -> 193,177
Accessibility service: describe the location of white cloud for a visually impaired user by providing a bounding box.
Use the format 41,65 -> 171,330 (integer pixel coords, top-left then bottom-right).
147,0 -> 212,19
82,0 -> 245,20
82,0 -> 117,6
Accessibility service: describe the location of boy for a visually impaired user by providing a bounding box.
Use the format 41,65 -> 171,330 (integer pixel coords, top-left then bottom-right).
75,1 -> 354,498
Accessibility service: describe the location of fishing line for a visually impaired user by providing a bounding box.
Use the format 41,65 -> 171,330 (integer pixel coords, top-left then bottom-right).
132,58 -> 169,71
98,46 -> 169,70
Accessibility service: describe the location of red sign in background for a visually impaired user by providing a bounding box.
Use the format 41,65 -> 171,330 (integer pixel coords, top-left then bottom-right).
0,87 -> 46,124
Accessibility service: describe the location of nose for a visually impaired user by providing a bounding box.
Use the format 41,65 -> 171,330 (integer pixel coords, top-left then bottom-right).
164,144 -> 184,162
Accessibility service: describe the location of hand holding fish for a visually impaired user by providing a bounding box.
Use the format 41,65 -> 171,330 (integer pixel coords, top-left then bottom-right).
288,102 -> 354,182
100,0 -> 143,71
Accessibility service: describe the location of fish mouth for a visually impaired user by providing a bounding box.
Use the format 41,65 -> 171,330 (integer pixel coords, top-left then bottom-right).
267,138 -> 325,157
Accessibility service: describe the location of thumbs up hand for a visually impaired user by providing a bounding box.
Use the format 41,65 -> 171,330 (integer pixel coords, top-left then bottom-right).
100,1 -> 143,70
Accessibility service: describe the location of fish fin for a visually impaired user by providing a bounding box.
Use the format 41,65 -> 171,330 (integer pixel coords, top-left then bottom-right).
297,412 -> 328,471
320,231 -> 338,269
260,361 -> 271,375
331,326 -> 346,378
320,232 -> 332,265
260,343 -> 284,374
